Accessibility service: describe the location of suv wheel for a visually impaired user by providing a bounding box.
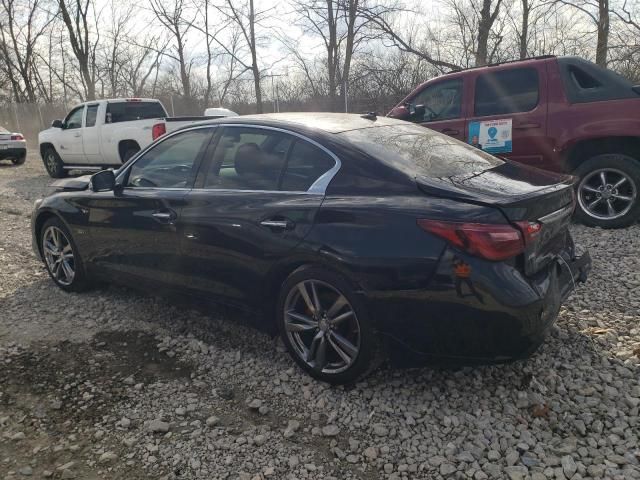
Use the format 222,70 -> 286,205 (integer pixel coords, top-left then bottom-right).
574,154 -> 640,228
40,217 -> 90,292
42,147 -> 67,178
277,266 -> 381,384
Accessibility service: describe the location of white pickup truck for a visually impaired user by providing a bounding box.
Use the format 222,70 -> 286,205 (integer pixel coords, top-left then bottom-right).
38,98 -> 234,178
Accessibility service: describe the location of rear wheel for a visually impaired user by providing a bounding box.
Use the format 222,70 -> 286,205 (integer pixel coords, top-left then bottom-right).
277,266 -> 380,384
574,154 -> 640,228
11,154 -> 26,165
42,147 -> 67,178
40,217 -> 90,292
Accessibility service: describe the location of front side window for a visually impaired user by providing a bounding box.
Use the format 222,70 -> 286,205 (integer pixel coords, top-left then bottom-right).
126,129 -> 212,188
474,68 -> 539,116
204,127 -> 293,191
409,79 -> 463,123
64,107 -> 85,129
85,105 -> 99,127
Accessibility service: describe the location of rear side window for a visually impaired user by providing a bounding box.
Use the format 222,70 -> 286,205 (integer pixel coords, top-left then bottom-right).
281,141 -> 335,191
474,68 -> 539,116
341,124 -> 503,179
85,105 -> 99,127
569,66 -> 601,89
106,101 -> 167,124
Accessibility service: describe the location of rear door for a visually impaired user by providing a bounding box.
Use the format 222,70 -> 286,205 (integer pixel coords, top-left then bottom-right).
403,78 -> 467,141
81,103 -> 101,163
179,125 -> 335,307
84,127 -> 214,286
467,65 -> 551,167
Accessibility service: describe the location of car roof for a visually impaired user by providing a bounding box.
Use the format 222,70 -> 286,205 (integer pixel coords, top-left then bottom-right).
193,112 -> 407,134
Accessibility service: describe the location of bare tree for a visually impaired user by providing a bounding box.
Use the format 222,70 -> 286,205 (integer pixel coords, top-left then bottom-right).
57,0 -> 101,100
149,0 -> 194,99
554,0 -> 610,65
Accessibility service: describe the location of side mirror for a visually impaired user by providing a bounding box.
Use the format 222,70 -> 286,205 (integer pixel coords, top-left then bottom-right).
388,105 -> 409,120
91,169 -> 116,192
51,119 -> 63,128
409,104 -> 426,117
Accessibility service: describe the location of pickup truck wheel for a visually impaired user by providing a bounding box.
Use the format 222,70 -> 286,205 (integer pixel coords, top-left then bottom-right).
574,154 -> 640,228
42,147 -> 67,178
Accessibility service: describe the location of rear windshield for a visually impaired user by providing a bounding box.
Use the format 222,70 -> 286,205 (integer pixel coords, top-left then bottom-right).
106,101 -> 167,123
340,124 -> 503,178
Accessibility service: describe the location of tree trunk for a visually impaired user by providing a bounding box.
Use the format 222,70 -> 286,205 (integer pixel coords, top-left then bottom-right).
249,0 -> 262,113
519,0 -> 530,59
595,0 -> 609,66
326,0 -> 337,111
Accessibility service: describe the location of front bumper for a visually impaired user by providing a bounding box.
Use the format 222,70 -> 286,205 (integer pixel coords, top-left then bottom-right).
0,146 -> 26,160
368,247 -> 591,363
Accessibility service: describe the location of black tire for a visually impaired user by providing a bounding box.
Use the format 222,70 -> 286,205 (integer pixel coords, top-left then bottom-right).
42,147 -> 67,178
276,266 -> 381,384
40,217 -> 91,292
122,147 -> 139,163
574,154 -> 640,229
11,154 -> 26,165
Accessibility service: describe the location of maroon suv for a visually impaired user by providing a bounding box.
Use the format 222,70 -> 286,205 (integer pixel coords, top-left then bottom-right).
389,56 -> 640,228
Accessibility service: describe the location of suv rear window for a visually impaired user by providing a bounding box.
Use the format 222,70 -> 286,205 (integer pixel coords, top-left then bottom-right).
340,124 -> 503,179
106,101 -> 167,124
474,68 -> 539,116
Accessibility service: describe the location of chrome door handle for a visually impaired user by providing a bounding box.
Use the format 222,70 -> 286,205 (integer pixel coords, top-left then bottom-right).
152,210 -> 176,223
260,219 -> 293,230
73,133 -> 81,138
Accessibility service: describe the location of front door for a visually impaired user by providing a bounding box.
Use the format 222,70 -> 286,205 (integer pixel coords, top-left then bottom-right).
58,105 -> 86,162
83,127 -> 214,286
179,126 -> 335,308
466,65 -> 551,168
403,78 -> 467,142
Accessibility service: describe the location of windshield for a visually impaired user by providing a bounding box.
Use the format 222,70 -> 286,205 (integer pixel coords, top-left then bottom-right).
340,124 -> 503,179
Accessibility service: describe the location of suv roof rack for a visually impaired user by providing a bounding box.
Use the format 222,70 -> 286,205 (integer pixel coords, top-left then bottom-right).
448,55 -> 556,73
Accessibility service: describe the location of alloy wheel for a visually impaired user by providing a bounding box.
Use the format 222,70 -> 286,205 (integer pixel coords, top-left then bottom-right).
283,280 -> 360,374
42,226 -> 75,286
46,152 -> 58,173
578,168 -> 637,220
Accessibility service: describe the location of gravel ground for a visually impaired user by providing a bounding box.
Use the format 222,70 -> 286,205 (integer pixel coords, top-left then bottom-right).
0,154 -> 638,480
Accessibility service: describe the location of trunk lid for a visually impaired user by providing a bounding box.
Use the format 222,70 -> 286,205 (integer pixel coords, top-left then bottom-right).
417,161 -> 576,275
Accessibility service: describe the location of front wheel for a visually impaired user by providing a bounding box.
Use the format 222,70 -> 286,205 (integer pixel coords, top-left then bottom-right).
42,147 -> 67,178
574,154 -> 640,228
40,217 -> 90,292
277,266 -> 380,384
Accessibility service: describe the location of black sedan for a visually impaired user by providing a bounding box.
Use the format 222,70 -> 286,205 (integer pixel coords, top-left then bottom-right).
31,113 -> 590,384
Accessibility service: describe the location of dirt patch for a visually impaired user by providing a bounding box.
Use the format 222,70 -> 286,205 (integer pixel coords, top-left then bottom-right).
0,330 -> 193,479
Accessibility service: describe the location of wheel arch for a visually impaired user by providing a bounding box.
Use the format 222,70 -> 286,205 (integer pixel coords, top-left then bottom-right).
566,136 -> 640,172
118,140 -> 141,163
39,142 -> 57,159
262,255 -> 366,327
33,210 -> 75,259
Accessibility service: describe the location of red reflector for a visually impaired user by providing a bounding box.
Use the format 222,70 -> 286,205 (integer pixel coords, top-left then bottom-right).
152,123 -> 166,140
11,134 -> 24,140
417,219 -> 525,261
515,221 -> 542,245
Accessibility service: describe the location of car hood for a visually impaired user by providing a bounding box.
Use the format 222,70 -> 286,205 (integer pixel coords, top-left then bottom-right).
51,175 -> 92,191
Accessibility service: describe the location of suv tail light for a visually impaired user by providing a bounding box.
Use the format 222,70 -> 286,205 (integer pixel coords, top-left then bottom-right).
11,134 -> 24,140
152,123 -> 166,140
417,219 -> 529,261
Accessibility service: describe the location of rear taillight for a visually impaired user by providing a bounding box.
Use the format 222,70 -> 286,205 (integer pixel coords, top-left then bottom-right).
417,219 -> 526,261
152,123 -> 166,140
11,134 -> 24,140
